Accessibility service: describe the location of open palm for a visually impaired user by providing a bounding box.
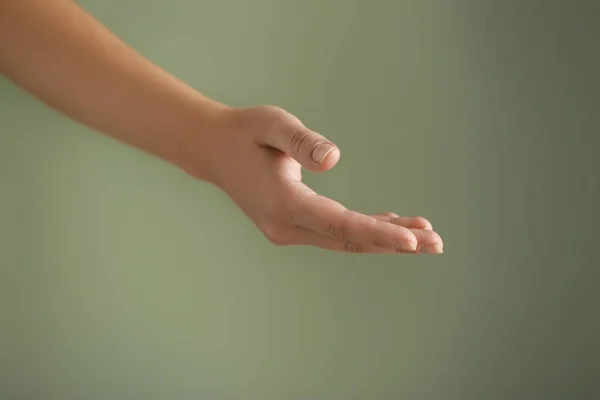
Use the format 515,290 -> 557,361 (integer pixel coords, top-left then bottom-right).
208,106 -> 443,254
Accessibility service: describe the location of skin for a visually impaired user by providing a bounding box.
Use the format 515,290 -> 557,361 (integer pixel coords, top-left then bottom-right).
0,0 -> 444,255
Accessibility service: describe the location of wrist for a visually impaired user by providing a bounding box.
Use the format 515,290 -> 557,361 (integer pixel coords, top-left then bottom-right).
171,99 -> 236,185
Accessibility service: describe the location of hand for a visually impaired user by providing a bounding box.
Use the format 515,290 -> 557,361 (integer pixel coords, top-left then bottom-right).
189,105 -> 444,254
0,1 -> 441,255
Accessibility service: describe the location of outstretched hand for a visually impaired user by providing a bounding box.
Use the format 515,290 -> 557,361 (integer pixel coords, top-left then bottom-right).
0,1 -> 441,254
190,106 -> 444,254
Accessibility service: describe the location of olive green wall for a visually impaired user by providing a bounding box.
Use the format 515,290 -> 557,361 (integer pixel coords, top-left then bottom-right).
1,1 -> 598,399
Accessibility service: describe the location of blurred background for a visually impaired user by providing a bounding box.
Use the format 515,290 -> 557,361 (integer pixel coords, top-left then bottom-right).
1,0 -> 599,399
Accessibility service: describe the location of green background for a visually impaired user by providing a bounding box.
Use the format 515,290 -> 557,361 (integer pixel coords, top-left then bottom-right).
1,1 -> 599,399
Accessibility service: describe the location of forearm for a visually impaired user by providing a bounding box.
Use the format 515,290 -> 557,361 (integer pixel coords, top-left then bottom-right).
0,0 -> 228,178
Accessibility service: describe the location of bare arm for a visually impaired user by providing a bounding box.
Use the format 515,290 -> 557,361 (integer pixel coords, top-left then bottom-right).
0,0 -> 443,254
0,0 -> 226,180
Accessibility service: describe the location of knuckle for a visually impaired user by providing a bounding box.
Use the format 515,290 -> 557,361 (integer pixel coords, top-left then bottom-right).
328,221 -> 346,241
261,104 -> 288,117
290,129 -> 311,156
261,105 -> 295,128
344,241 -> 364,253
327,209 -> 352,241
254,105 -> 292,133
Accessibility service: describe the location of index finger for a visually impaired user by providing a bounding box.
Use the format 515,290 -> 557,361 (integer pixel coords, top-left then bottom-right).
291,193 -> 419,251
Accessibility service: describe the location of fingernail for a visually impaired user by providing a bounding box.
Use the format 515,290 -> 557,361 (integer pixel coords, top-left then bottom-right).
395,242 -> 417,252
311,143 -> 334,164
424,244 -> 444,254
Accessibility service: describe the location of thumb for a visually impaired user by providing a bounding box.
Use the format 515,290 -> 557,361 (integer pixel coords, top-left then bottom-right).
265,125 -> 341,172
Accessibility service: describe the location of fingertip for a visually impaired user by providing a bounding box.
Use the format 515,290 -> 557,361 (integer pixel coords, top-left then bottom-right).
390,216 -> 433,230
412,216 -> 433,230
313,146 -> 340,172
423,243 -> 444,254
382,212 -> 400,218
396,226 -> 418,248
